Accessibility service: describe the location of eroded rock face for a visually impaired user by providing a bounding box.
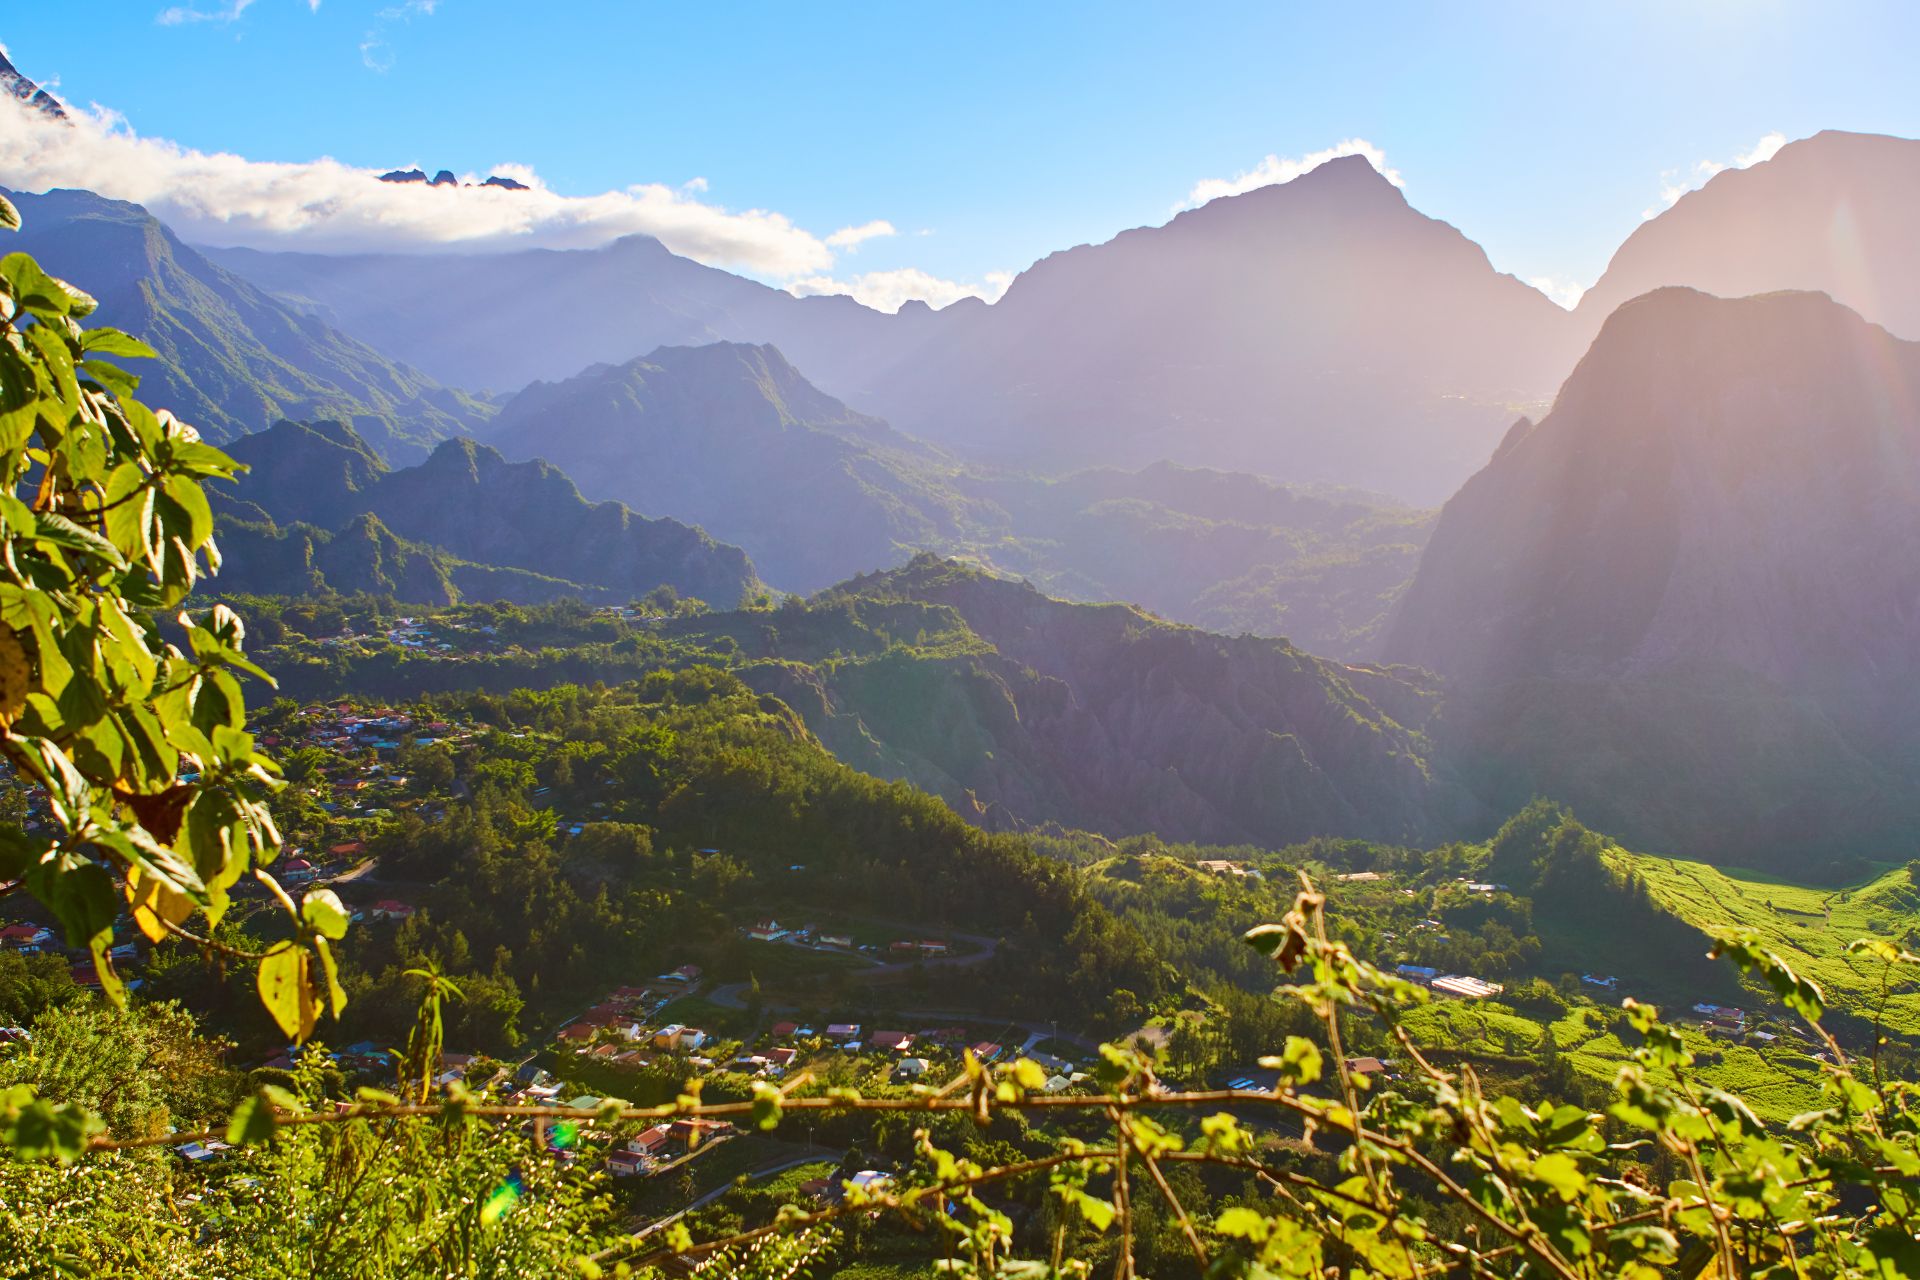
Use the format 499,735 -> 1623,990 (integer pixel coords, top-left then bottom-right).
1385,287 -> 1920,857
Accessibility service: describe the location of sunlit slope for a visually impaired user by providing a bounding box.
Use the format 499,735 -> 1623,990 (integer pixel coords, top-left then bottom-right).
1606,850 -> 1920,1036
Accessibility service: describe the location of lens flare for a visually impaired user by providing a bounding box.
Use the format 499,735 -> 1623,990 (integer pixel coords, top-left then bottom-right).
481,1172 -> 524,1226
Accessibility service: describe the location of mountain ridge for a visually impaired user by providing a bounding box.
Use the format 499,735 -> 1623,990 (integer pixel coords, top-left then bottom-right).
214,419 -> 763,607
1,187 -> 490,461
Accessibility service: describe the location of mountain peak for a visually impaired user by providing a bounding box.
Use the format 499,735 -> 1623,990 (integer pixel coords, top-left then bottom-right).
0,50 -> 66,121
1575,129 -> 1920,342
1300,151 -> 1397,186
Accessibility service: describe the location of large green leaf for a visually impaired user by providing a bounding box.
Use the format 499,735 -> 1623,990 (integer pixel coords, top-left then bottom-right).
256,943 -> 318,1042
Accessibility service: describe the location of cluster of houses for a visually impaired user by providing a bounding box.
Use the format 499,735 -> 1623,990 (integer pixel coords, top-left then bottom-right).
739,919 -> 951,959
308,617 -> 501,658
1394,964 -> 1506,1000
1224,1055 -> 1396,1092
1692,1002 -> 1749,1037
265,702 -> 466,759
1195,860 -> 1264,881
0,920 -> 130,991
604,1118 -> 735,1177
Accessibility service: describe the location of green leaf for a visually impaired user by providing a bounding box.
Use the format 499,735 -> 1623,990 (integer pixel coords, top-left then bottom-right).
314,935 -> 348,1018
749,1080 -> 783,1131
34,510 -> 130,571
79,358 -> 141,399
1257,1035 -> 1323,1087
0,1085 -> 104,1162
2,252 -> 94,317
1070,1188 -> 1115,1232
301,887 -> 350,940
1710,932 -> 1826,1023
1214,1205 -> 1271,1243
226,1093 -> 278,1146
78,328 -> 156,360
257,943 -> 318,1042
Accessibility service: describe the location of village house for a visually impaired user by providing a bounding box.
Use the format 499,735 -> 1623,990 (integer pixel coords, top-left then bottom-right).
770,1021 -> 799,1039
870,1030 -> 914,1052
817,934 -> 853,949
825,1023 -> 861,1040
970,1041 -> 1004,1062
628,1124 -> 675,1156
1395,964 -> 1439,984
1336,871 -> 1384,883
668,1118 -> 732,1150
368,900 -> 415,922
1432,975 -> 1504,1000
434,1053 -> 478,1086
0,923 -> 54,952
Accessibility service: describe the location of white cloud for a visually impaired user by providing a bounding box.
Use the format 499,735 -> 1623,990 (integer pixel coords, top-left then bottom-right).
1641,130 -> 1787,220
1181,138 -> 1402,210
157,0 -> 256,23
0,96 -> 845,275
1526,275 -> 1589,311
824,219 -> 896,251
788,267 -> 1012,313
362,0 -> 439,71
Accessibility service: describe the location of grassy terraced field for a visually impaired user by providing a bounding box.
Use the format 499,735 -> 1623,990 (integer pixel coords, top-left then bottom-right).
1400,997 -> 1828,1124
1606,851 -> 1920,1036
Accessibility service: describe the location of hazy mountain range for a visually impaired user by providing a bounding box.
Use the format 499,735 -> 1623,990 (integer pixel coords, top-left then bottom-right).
11,121 -> 1920,864
479,341 -> 1429,651
209,154 -> 1568,500
205,130 -> 1920,501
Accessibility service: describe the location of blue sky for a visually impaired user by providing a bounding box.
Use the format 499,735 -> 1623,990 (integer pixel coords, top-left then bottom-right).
4,1 -> 1917,309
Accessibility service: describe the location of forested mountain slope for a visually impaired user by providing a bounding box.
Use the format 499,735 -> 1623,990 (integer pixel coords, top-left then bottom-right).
213,420 -> 762,607
726,558 -> 1470,846
2,188 -> 490,461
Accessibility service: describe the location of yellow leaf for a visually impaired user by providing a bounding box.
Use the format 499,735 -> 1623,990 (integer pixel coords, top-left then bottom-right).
0,624 -> 28,726
124,865 -> 195,944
